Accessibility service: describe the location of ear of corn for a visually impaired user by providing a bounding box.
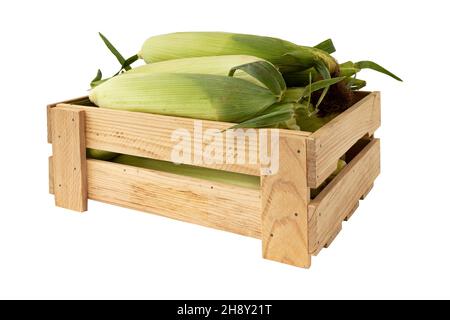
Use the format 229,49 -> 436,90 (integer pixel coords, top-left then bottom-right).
89,72 -> 281,122
229,103 -> 298,130
126,55 -> 268,88
140,32 -> 298,64
86,149 -> 117,161
113,155 -> 260,189
295,104 -> 338,132
139,32 -> 338,76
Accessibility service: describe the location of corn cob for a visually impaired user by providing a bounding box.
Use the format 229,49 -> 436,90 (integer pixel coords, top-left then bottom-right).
86,149 -> 117,161
89,71 -> 283,122
126,55 -> 267,87
139,32 -> 338,76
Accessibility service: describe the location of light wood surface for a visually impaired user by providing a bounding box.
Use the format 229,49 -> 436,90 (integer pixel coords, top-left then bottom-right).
344,202 -> 359,221
261,131 -> 311,268
307,92 -> 380,188
49,156 -> 54,194
51,108 -> 88,212
324,223 -> 342,248
308,139 -> 380,254
48,101 -> 310,176
47,97 -> 91,143
361,184 -> 374,200
87,159 -> 262,238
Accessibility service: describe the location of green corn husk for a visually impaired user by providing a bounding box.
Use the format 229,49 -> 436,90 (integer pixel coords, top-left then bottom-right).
89,72 -> 282,123
229,77 -> 347,131
139,32 -> 338,76
113,155 -> 260,189
126,55 -> 269,88
86,149 -> 117,161
295,105 -> 338,132
284,60 -> 402,87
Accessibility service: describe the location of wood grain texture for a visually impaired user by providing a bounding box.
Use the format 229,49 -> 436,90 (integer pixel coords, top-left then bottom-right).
49,101 -> 310,176
87,159 -> 262,238
324,223 -> 342,248
308,139 -> 380,254
261,132 -> 311,268
49,156 -> 54,194
361,184 -> 374,200
344,202 -> 359,221
307,92 -> 381,188
47,97 -> 91,143
51,108 -> 88,212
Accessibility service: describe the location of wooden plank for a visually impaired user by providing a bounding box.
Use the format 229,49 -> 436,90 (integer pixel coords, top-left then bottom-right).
261,132 -> 311,268
324,223 -> 342,248
308,139 -> 380,253
307,92 -> 380,188
47,97 -> 91,143
53,103 -> 309,176
86,159 -> 262,238
361,184 -> 374,200
49,156 -> 54,194
51,108 -> 88,212
344,202 -> 359,221
313,203 -> 358,256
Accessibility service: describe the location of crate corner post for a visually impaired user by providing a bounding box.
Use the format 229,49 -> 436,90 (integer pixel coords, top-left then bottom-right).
50,106 -> 88,212
260,132 -> 311,268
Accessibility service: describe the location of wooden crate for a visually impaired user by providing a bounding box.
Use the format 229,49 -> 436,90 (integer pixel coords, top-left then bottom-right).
47,91 -> 381,268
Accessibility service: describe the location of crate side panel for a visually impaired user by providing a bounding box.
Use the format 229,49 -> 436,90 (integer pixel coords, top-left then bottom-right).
52,103 -> 310,176
307,92 -> 380,188
87,159 -> 262,238
308,139 -> 380,253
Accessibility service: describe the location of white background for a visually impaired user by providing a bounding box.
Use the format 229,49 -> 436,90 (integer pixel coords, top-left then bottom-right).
0,0 -> 449,299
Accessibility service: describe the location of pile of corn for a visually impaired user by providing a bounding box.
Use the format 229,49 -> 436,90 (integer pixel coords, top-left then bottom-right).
87,32 -> 401,190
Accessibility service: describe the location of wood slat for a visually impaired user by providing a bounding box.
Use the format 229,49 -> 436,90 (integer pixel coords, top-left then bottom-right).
361,184 -> 374,200
307,92 -> 380,188
261,132 -> 311,268
47,97 -> 91,143
308,139 -> 380,254
87,159 -> 262,238
51,108 -> 88,212
344,202 -> 359,221
48,101 -> 310,176
324,223 -> 342,248
49,156 -> 54,194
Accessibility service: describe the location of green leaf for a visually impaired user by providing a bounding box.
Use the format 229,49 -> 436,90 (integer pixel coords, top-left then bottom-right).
354,60 -> 403,81
229,103 -> 295,129
98,32 -> 132,71
229,61 -> 286,98
303,76 -> 346,97
339,61 -> 355,68
281,77 -> 346,103
314,39 -> 336,54
283,48 -> 316,69
347,78 -> 367,90
122,54 -> 139,70
90,78 -> 109,88
281,88 -> 305,103
113,54 -> 140,76
314,60 -> 332,107
90,69 -> 102,88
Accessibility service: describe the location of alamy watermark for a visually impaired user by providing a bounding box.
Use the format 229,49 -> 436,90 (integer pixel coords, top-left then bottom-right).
170,120 -> 280,175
